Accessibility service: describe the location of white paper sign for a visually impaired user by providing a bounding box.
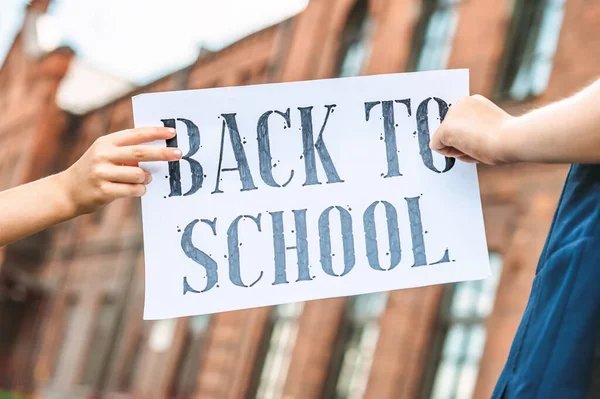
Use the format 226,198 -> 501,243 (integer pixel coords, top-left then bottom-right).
133,69 -> 490,320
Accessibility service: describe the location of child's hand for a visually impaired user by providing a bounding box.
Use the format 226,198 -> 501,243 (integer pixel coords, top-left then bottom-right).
430,95 -> 515,165
57,127 -> 181,215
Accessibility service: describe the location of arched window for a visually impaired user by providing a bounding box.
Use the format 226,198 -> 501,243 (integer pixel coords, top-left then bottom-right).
335,0 -> 374,78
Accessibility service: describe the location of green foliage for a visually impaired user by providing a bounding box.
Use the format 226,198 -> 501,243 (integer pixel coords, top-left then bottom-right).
0,391 -> 27,399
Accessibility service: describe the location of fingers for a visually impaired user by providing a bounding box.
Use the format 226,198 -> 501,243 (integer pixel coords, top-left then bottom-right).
470,94 -> 496,107
97,165 -> 152,184
457,155 -> 478,163
69,127 -> 178,214
108,127 -> 177,146
430,129 -> 446,151
431,95 -> 473,152
104,182 -> 147,198
426,145 -> 478,163
431,119 -> 454,152
105,145 -> 182,163
444,147 -> 464,158
433,146 -> 464,158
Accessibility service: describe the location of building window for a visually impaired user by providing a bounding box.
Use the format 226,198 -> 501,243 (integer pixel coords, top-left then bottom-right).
497,0 -> 566,100
252,302 -> 304,399
52,296 -> 78,378
170,315 -> 211,399
425,252 -> 503,399
80,296 -> 118,386
148,318 -> 178,353
410,0 -> 460,72
325,292 -> 388,399
335,0 -> 374,78
118,325 -> 147,392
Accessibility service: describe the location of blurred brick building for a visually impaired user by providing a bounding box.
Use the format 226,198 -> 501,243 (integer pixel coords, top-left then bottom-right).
0,0 -> 597,398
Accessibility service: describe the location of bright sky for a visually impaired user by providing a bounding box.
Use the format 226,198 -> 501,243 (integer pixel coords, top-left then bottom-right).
0,0 -> 309,84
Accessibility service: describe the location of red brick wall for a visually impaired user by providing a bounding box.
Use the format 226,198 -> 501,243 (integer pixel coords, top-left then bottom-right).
0,8 -> 76,388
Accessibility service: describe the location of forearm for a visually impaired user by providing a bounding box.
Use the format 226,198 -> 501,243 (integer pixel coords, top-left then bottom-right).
0,172 -> 76,247
0,127 -> 178,248
503,79 -> 600,164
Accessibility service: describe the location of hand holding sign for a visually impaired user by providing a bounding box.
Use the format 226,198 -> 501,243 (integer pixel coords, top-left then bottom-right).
0,127 -> 182,248
61,127 -> 183,215
430,94 -> 515,165
133,69 -> 490,320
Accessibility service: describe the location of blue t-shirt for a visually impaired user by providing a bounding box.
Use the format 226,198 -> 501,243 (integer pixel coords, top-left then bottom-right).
492,164 -> 600,398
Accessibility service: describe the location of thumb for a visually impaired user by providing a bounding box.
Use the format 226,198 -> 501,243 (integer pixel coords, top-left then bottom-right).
430,125 -> 448,152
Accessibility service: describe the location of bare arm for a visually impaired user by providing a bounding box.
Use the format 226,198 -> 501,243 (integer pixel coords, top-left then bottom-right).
431,78 -> 600,165
0,127 -> 181,247
0,174 -> 78,246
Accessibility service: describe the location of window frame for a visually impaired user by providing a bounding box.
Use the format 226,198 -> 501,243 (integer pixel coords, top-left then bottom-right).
79,295 -> 119,387
407,0 -> 461,72
51,294 -> 78,379
421,252 -> 503,399
169,315 -> 211,399
117,321 -> 150,393
495,0 -> 566,100
333,0 -> 374,78
248,302 -> 304,399
323,293 -> 388,399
